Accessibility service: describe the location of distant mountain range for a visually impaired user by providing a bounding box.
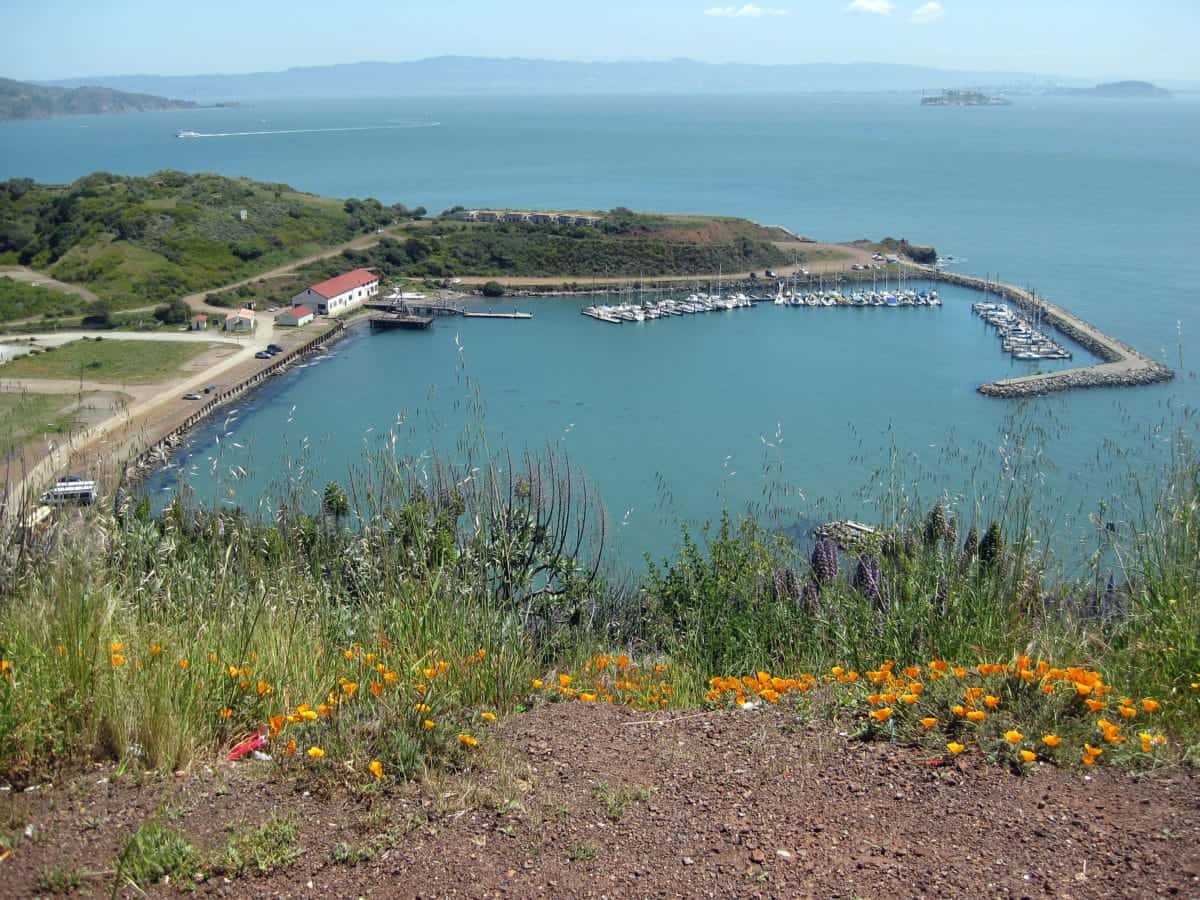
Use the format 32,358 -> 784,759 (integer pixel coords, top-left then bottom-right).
0,76 -> 197,121
38,57 -> 1092,102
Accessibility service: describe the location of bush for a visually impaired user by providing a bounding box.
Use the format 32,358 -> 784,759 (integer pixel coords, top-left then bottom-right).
153,299 -> 191,325
481,281 -> 505,298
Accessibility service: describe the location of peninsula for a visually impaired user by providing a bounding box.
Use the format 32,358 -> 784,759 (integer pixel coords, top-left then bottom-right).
0,75 -> 198,121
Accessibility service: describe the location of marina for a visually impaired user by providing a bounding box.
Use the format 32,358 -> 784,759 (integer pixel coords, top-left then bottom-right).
581,285 -> 939,324
971,301 -> 1072,361
582,292 -> 753,323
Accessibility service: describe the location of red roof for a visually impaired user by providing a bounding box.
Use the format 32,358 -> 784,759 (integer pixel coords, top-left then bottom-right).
191,314 -> 208,321
308,268 -> 378,299
288,306 -> 314,318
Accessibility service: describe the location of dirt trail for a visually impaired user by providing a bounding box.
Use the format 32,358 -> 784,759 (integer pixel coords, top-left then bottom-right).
0,266 -> 102,304
3,703 -> 1196,898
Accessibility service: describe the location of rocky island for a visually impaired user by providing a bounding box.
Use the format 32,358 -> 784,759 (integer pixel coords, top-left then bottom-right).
921,89 -> 1011,106
1054,80 -> 1172,98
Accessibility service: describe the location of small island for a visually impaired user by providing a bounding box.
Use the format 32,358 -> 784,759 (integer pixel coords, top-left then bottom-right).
0,76 -> 199,121
1054,80 -> 1172,99
921,89 -> 1011,107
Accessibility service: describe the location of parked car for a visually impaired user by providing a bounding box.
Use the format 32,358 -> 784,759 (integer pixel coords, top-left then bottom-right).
267,344 -> 283,353
254,351 -> 272,360
203,384 -> 217,394
182,392 -> 202,400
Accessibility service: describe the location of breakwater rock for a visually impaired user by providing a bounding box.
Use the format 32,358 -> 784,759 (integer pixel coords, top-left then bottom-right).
916,267 -> 1175,399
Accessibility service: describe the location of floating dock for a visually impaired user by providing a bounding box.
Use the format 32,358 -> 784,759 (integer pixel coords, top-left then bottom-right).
462,311 -> 533,319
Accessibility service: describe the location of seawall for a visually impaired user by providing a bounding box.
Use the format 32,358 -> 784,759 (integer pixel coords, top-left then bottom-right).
120,320 -> 348,484
917,268 -> 1175,398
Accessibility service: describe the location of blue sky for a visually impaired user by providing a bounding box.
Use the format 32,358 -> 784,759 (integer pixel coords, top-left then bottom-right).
4,0 -> 1198,82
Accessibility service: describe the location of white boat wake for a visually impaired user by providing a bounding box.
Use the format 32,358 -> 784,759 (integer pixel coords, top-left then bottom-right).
177,123 -> 440,139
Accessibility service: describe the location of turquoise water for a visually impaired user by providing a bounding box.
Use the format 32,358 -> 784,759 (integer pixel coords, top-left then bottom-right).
3,94 -> 1198,570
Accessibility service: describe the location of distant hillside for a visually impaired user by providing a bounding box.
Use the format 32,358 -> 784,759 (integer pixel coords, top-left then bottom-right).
41,57 -> 1068,101
0,76 -> 198,121
0,172 -> 415,308
1054,80 -> 1172,98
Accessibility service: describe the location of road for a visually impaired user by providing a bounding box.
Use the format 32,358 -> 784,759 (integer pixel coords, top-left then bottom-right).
3,317 -> 281,512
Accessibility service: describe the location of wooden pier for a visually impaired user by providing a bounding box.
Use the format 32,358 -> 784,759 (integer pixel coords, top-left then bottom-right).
369,313 -> 434,331
366,300 -> 464,316
462,311 -> 533,320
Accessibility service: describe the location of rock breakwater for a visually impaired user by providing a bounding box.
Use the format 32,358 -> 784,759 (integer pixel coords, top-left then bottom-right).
918,268 -> 1174,398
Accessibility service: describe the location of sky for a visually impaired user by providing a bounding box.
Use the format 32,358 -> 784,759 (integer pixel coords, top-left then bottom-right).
3,0 -> 1198,83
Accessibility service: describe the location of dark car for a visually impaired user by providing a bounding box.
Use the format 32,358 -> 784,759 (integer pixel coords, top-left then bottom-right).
267,344 -> 284,353
58,475 -> 83,483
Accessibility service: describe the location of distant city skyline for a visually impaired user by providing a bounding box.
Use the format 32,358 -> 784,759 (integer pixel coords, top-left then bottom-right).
4,0 -> 1199,83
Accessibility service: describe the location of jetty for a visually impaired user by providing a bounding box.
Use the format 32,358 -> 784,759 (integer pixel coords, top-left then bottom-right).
919,268 -> 1174,398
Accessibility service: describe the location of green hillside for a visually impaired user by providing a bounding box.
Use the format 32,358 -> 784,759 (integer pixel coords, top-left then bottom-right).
0,172 -> 408,309
0,76 -> 196,120
299,211 -> 792,283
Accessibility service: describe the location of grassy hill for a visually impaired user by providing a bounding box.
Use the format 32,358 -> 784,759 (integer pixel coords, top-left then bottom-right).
1,173 -> 794,314
0,277 -> 87,322
0,76 -> 197,121
0,172 -> 409,309
298,209 -> 792,284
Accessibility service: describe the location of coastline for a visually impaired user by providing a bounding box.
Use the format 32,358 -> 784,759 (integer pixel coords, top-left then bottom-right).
1,232 -> 1176,516
118,318 -> 351,492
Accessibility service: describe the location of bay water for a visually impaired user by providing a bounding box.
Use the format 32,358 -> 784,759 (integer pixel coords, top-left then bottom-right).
3,93 -> 1197,571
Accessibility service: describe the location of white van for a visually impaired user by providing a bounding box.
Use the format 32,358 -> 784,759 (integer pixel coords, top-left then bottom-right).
41,480 -> 97,505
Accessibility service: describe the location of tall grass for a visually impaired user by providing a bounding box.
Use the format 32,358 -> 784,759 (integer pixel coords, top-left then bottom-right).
0,417 -> 1197,783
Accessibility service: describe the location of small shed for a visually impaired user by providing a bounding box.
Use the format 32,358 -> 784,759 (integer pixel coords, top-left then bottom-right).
224,310 -> 256,333
276,305 -> 314,327
189,314 -> 208,331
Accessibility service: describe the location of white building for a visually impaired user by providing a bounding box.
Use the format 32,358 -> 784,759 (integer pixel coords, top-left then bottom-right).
291,268 -> 380,316
223,310 -> 256,333
276,305 -> 314,327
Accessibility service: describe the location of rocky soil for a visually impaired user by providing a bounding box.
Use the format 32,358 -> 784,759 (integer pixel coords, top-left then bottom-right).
3,702 -> 1198,898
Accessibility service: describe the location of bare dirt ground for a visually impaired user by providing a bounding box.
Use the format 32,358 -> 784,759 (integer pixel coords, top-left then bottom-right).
3,702 -> 1197,898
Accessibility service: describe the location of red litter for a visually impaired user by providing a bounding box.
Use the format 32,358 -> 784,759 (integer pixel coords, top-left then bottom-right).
227,731 -> 268,761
